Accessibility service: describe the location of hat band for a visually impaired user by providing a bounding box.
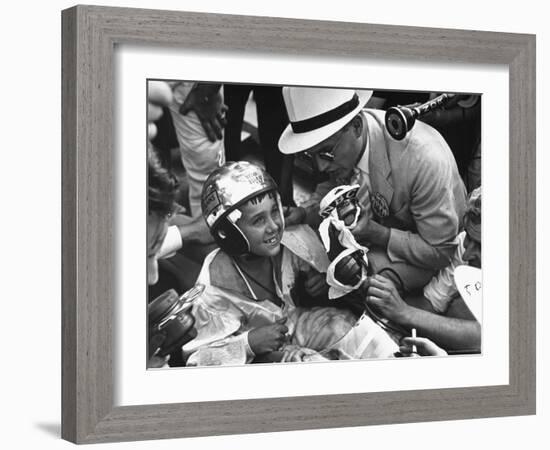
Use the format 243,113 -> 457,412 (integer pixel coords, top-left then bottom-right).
290,94 -> 359,134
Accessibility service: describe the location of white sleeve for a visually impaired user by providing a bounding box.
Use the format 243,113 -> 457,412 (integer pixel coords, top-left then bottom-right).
423,232 -> 466,313
157,225 -> 182,259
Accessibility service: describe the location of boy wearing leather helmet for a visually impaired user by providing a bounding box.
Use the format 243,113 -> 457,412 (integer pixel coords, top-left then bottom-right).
182,161 -> 398,365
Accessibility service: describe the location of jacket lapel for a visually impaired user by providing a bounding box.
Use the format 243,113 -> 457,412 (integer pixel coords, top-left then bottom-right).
365,111 -> 394,211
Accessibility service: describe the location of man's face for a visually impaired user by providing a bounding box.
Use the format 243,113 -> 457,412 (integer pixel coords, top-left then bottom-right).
305,123 -> 363,185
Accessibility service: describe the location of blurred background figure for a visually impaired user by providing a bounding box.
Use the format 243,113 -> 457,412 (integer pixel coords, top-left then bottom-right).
224,84 -> 294,205
147,81 -> 217,300
167,82 -> 226,217
147,81 -> 173,142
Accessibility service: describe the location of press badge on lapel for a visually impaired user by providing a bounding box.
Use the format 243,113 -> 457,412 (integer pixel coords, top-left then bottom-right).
371,192 -> 390,219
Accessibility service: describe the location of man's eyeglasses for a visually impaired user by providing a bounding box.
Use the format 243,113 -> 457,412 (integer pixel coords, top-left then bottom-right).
302,130 -> 345,162
303,149 -> 335,162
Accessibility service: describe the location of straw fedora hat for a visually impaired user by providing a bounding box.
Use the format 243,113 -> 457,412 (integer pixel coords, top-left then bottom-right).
278,87 -> 373,154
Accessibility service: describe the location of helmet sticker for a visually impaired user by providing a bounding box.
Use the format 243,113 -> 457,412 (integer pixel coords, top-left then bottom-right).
203,187 -> 221,216
227,209 -> 242,224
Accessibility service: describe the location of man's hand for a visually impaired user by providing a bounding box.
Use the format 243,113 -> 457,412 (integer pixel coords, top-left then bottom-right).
350,211 -> 370,242
303,268 -> 329,298
351,212 -> 390,247
349,197 -> 375,243
284,206 -> 306,226
366,274 -> 409,323
179,83 -> 227,142
247,317 -> 289,355
399,336 -> 448,357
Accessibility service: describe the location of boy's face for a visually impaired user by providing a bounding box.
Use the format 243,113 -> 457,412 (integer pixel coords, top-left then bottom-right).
237,192 -> 284,257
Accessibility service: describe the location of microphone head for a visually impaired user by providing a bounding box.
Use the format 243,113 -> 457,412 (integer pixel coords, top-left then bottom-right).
385,106 -> 416,140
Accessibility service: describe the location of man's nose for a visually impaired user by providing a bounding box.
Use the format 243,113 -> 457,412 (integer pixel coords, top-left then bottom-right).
314,155 -> 332,173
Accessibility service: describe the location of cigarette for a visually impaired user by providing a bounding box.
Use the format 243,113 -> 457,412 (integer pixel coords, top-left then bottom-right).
411,328 -> 417,354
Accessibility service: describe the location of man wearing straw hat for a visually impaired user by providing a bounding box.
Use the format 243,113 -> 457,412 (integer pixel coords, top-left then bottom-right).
278,87 -> 467,292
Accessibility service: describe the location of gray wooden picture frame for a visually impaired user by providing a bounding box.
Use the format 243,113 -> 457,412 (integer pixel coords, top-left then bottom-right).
61,4 -> 536,444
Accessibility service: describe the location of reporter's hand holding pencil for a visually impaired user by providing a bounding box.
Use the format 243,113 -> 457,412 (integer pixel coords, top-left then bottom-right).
399,328 -> 448,357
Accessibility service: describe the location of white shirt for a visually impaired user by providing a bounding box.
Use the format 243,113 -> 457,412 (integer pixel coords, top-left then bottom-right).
423,231 -> 467,313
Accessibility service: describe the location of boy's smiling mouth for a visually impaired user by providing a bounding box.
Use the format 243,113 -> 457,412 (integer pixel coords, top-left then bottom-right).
264,234 -> 281,245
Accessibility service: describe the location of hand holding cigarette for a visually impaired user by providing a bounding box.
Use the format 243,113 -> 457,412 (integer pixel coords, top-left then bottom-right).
399,331 -> 448,357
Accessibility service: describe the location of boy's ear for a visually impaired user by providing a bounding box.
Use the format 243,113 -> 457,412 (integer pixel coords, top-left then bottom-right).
213,219 -> 250,255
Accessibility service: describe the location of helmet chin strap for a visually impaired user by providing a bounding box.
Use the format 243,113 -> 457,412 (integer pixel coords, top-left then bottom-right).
276,194 -> 285,230
218,208 -> 251,254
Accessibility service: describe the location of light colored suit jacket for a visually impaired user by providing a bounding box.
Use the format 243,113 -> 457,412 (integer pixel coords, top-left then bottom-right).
360,109 -> 467,270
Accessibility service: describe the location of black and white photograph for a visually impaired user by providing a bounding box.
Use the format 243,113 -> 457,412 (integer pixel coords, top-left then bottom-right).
3,0 -> 544,446
146,81 -> 482,368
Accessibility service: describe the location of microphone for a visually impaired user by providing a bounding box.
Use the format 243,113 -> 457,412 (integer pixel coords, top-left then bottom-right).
385,93 -> 456,140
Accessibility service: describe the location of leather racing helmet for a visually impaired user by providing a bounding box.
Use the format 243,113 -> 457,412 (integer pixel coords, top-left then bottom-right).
201,161 -> 282,255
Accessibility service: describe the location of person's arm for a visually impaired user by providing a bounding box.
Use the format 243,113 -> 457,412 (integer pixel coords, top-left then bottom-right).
386,228 -> 456,271
350,163 -> 461,271
187,317 -> 289,366
422,233 -> 466,313
185,332 -> 255,366
178,83 -> 227,142
395,305 -> 480,352
170,213 -> 214,244
157,214 -> 215,259
399,336 -> 448,357
367,275 -> 480,352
